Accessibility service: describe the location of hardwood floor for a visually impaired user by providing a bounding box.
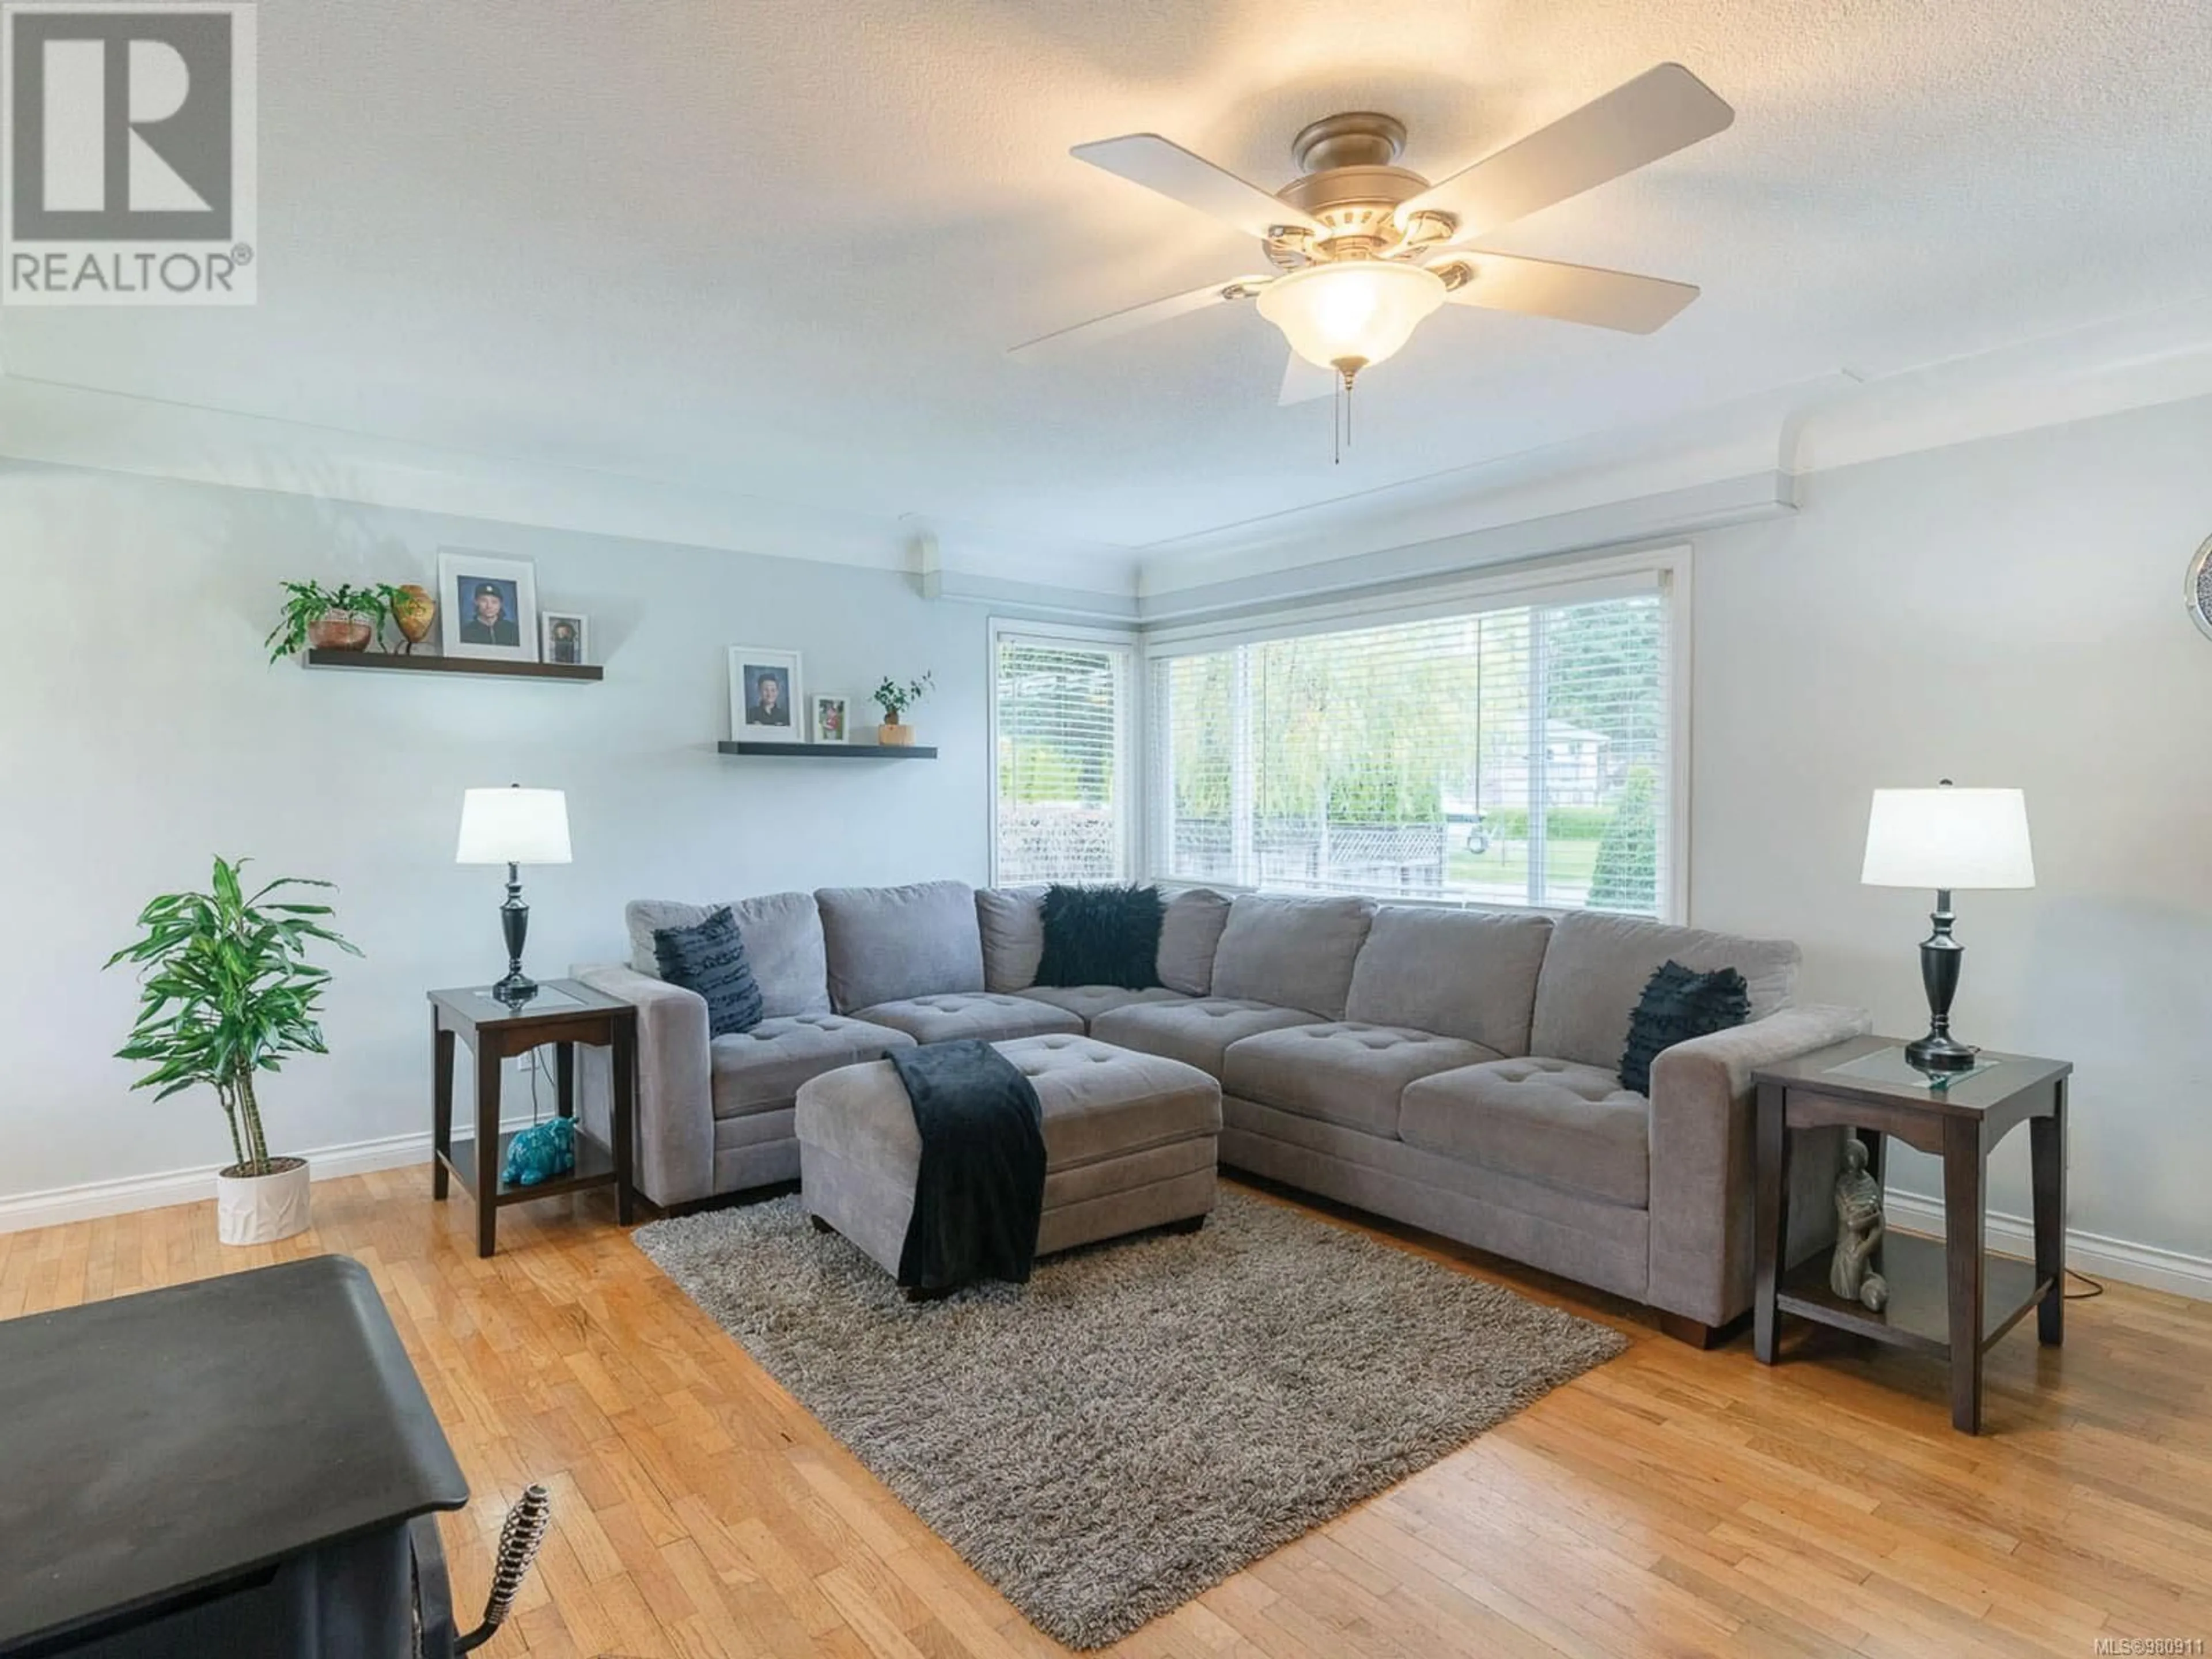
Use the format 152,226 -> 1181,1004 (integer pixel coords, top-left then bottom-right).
5,1172 -> 2208,1659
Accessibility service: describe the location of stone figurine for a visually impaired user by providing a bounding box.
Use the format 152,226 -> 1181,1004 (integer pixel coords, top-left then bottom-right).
1830,1135 -> 1889,1312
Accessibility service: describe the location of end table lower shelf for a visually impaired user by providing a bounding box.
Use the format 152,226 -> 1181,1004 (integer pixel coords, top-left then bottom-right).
1777,1233 -> 2052,1357
437,1126 -> 619,1207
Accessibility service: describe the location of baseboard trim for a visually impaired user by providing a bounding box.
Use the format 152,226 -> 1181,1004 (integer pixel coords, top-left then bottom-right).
0,1117 -> 542,1234
1884,1188 -> 2212,1301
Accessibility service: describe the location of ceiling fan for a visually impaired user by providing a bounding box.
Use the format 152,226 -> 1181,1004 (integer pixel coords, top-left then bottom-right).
1012,64 -> 1733,407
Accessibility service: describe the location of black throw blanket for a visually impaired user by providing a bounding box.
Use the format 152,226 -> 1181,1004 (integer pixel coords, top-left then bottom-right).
891,1039 -> 1047,1293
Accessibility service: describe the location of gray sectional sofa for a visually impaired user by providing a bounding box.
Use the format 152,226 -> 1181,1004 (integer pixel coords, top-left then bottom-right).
576,880 -> 1867,1340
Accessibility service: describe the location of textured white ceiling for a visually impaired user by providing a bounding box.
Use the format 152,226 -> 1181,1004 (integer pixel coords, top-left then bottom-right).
5,0 -> 2211,578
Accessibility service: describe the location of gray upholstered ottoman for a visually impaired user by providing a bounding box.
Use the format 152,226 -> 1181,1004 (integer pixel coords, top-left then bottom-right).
795,1034 -> 1222,1282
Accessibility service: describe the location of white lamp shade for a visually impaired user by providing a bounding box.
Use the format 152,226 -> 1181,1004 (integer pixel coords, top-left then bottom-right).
1861,787 -> 2033,889
456,787 -> 572,866
1256,260 -> 1448,371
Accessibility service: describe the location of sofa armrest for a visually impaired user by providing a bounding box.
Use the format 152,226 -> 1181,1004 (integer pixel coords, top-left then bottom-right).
1646,1003 -> 1872,1327
573,963 -> 715,1208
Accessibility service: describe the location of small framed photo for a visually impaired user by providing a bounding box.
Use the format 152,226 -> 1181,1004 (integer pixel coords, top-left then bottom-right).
438,551 -> 538,663
729,646 -> 804,741
811,694 -> 850,744
541,612 -> 589,666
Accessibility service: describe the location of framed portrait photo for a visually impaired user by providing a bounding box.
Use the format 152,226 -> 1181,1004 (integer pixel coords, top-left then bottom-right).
729,646 -> 804,742
437,551 -> 539,663
540,612 -> 589,666
810,694 -> 850,744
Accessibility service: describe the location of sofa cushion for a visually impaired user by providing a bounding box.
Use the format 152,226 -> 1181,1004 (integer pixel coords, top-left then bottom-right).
652,907 -> 764,1038
854,991 -> 1084,1046
1209,895 -> 1376,1019
709,1014 -> 915,1119
1037,884 -> 1165,988
1222,1022 -> 1501,1139
626,892 -> 830,1017
1399,1057 -> 1650,1208
1016,984 -> 1191,1025
816,880 -> 985,1013
1090,997 -> 1323,1077
1156,887 -> 1233,995
1345,906 -> 1554,1055
1529,910 -> 1800,1071
975,885 -> 1046,993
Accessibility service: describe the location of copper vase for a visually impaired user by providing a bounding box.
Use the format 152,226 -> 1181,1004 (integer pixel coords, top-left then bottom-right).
391,584 -> 437,653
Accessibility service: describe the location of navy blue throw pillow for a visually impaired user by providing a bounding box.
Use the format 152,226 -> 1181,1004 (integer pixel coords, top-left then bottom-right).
1619,960 -> 1750,1095
653,906 -> 764,1037
1036,884 -> 1165,989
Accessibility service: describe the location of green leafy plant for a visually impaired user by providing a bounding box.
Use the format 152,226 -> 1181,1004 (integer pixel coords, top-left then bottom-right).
872,671 -> 934,722
263,580 -> 412,662
105,857 -> 362,1178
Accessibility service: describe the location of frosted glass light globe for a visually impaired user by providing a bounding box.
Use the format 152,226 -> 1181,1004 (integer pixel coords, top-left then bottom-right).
1257,260 -> 1449,372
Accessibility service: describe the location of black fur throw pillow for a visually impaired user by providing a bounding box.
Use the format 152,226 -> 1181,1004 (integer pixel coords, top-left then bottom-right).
1036,884 -> 1165,990
653,906 -> 765,1038
1619,960 -> 1750,1094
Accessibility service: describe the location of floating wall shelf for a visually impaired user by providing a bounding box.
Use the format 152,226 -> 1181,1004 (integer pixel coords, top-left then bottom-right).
717,741 -> 937,760
302,650 -> 603,683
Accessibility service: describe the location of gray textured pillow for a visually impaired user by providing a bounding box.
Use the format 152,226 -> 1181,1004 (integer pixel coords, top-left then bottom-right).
1155,887 -> 1232,995
1210,893 -> 1376,1019
1346,906 -> 1554,1055
976,886 -> 1046,992
815,880 -> 984,1012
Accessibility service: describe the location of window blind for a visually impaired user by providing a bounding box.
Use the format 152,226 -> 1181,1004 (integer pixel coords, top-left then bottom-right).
1148,585 -> 1672,915
994,634 -> 1131,884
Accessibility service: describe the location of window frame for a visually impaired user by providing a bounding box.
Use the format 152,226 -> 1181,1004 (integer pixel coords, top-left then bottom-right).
1138,546 -> 1693,921
987,617 -> 1143,888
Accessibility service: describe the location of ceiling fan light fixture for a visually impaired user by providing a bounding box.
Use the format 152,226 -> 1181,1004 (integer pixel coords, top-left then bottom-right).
1256,260 -> 1447,374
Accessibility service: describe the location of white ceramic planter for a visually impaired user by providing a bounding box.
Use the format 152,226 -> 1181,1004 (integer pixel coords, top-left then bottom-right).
215,1156 -> 312,1245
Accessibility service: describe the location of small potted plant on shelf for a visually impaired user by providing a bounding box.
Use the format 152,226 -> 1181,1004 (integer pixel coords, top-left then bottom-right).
105,856 -> 362,1245
872,671 -> 934,745
264,580 -> 409,660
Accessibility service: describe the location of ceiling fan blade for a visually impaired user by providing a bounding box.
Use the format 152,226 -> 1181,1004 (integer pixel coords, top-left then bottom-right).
1009,275 -> 1274,361
1071,134 -> 1323,240
1279,352 -> 1337,405
1438,251 -> 1698,334
1397,63 -> 1732,238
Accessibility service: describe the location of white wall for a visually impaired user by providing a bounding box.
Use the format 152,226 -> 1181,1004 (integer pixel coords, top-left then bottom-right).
0,461 -> 990,1203
1691,395 -> 2212,1267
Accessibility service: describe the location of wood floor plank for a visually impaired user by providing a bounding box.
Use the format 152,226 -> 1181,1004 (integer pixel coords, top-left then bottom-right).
6,1172 -> 2206,1658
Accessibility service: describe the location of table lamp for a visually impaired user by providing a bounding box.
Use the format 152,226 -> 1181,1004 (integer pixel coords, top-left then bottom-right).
456,785 -> 571,1003
1860,780 -> 2035,1071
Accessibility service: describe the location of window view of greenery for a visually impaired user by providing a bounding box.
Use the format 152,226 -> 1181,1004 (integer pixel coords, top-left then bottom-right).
995,639 -> 1125,882
1153,593 -> 1666,915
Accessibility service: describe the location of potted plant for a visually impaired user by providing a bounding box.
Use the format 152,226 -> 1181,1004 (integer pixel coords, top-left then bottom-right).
264,580 -> 408,660
105,857 -> 362,1244
872,671 -> 934,745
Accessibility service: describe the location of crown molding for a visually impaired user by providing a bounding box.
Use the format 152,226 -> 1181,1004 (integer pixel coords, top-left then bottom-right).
7,293 -> 2210,615
0,370 -> 1146,597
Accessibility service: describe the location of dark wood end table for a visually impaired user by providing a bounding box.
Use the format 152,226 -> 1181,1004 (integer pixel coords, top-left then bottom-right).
1751,1035 -> 2071,1434
429,978 -> 638,1257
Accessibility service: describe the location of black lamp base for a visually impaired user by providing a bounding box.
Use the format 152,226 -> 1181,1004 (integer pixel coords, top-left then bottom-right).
490,969 -> 539,1005
1907,886 -> 1978,1073
491,864 -> 537,1006
1904,1031 -> 1979,1073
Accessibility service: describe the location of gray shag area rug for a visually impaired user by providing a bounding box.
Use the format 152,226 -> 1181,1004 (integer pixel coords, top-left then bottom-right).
634,1187 -> 1625,1649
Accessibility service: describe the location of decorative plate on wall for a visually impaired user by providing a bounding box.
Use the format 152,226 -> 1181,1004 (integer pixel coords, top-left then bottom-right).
2190,535 -> 2212,642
